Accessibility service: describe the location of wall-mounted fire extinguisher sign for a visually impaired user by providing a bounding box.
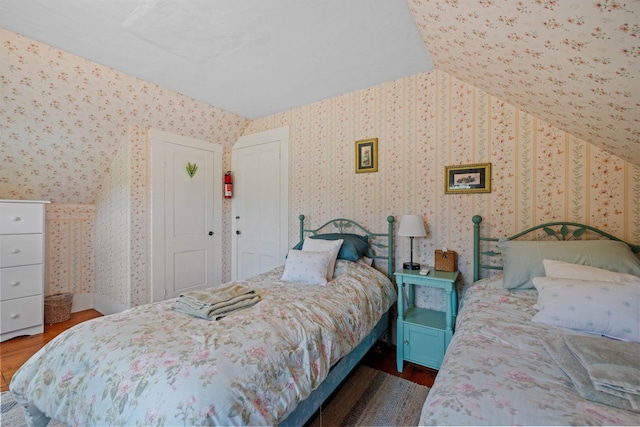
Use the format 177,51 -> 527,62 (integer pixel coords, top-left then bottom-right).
224,171 -> 233,199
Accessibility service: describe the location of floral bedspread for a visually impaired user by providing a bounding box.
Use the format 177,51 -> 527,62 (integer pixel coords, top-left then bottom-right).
11,261 -> 395,426
420,275 -> 640,426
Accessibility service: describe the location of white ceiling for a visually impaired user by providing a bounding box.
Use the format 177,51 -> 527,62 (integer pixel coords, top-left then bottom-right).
0,0 -> 434,119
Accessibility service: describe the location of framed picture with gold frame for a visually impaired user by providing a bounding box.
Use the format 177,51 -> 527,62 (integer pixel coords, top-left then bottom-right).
355,138 -> 378,173
445,163 -> 491,194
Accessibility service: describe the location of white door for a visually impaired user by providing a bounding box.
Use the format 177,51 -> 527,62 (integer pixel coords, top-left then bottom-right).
151,130 -> 223,301
232,127 -> 289,280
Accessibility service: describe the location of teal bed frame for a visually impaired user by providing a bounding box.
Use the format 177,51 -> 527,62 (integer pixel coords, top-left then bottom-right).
472,214 -> 640,282
279,214 -> 395,426
296,214 -> 396,279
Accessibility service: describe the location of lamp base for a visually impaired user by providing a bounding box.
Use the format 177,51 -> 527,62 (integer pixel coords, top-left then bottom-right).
403,262 -> 421,270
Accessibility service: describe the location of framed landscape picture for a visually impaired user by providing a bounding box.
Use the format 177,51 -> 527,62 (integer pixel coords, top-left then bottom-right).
445,163 -> 491,194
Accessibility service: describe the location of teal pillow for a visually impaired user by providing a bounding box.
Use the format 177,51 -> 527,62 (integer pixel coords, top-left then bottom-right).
293,233 -> 368,262
498,240 -> 640,290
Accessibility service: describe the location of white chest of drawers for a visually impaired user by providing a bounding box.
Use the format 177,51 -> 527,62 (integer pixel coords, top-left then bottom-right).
0,200 -> 49,342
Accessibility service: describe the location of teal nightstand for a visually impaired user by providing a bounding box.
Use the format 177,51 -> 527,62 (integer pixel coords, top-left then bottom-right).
395,268 -> 459,371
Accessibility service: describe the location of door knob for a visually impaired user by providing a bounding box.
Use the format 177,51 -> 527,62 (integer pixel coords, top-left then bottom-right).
236,230 -> 241,235
208,231 -> 213,236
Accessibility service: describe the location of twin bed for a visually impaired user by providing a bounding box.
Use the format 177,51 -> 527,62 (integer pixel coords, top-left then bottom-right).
420,215 -> 640,425
11,213 -> 640,426
10,215 -> 396,426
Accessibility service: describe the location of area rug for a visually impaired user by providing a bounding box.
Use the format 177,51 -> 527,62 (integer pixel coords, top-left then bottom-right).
1,365 -> 429,426
1,391 -> 28,427
308,365 -> 430,426
1,392 -> 63,427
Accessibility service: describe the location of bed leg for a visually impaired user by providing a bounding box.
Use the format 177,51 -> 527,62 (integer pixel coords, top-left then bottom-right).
20,405 -> 51,427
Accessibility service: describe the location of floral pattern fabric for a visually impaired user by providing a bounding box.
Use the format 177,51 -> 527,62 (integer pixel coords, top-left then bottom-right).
420,275 -> 640,426
10,261 -> 395,426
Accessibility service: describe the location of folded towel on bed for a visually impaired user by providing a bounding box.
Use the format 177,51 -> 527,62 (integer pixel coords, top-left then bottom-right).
173,295 -> 261,320
172,284 -> 261,320
179,284 -> 256,306
564,335 -> 640,408
543,336 -> 640,412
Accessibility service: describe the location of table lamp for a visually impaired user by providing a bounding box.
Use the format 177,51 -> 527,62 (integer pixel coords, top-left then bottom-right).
398,214 -> 427,270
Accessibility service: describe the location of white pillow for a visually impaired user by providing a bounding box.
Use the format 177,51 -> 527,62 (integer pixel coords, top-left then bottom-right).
498,240 -> 640,289
543,259 -> 640,284
302,237 -> 343,280
532,276 -> 640,342
281,250 -> 333,285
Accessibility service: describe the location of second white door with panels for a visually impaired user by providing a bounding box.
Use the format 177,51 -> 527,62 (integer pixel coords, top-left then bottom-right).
232,127 -> 289,281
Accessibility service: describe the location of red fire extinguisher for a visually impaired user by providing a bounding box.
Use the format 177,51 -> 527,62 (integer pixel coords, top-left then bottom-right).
224,171 -> 233,199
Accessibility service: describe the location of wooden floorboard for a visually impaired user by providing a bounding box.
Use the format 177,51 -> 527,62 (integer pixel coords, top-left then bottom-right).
1,309 -> 436,393
361,341 -> 438,388
1,309 -> 102,392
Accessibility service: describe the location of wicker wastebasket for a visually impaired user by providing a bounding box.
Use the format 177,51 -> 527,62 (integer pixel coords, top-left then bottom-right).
44,293 -> 73,324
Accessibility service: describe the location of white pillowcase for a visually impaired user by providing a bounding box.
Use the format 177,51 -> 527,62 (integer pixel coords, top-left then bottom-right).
281,250 -> 333,285
302,237 -> 343,281
532,276 -> 640,342
543,259 -> 640,284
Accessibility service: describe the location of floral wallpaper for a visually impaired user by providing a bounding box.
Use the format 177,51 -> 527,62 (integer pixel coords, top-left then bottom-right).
45,204 -> 94,298
94,137 -> 130,310
3,22 -> 639,313
245,69 -> 640,310
102,125 -> 237,309
408,0 -> 640,166
1,29 -> 249,310
0,29 -> 248,204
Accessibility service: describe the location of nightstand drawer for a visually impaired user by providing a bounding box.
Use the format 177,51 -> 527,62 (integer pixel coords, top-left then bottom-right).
403,323 -> 445,369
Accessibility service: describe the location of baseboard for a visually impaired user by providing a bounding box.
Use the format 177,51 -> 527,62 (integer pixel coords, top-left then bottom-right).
70,293 -> 93,313
92,293 -> 127,315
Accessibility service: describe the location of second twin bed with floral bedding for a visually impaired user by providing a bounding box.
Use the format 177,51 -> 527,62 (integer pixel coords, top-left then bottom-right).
420,216 -> 640,426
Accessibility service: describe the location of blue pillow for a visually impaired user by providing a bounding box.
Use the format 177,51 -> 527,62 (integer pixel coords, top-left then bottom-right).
293,233 -> 368,262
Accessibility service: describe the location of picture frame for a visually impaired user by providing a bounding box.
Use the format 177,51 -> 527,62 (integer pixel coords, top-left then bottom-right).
445,163 -> 491,194
355,138 -> 378,173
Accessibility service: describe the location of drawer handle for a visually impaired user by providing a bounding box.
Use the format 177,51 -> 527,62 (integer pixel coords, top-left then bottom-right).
11,249 -> 21,254
10,314 -> 19,319
11,281 -> 20,286
11,216 -> 22,221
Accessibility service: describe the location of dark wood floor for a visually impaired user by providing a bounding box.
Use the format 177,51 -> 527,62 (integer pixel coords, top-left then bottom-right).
361,341 -> 438,387
1,309 -> 437,393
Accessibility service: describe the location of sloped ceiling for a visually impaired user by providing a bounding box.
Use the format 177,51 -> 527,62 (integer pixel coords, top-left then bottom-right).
0,0 -> 638,206
408,0 -> 639,165
0,0 -> 433,119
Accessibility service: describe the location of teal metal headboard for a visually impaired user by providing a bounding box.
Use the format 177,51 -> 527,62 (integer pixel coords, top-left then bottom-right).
472,215 -> 640,282
298,214 -> 395,280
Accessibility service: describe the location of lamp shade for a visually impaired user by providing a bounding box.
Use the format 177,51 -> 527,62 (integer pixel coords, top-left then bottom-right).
397,215 -> 426,237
